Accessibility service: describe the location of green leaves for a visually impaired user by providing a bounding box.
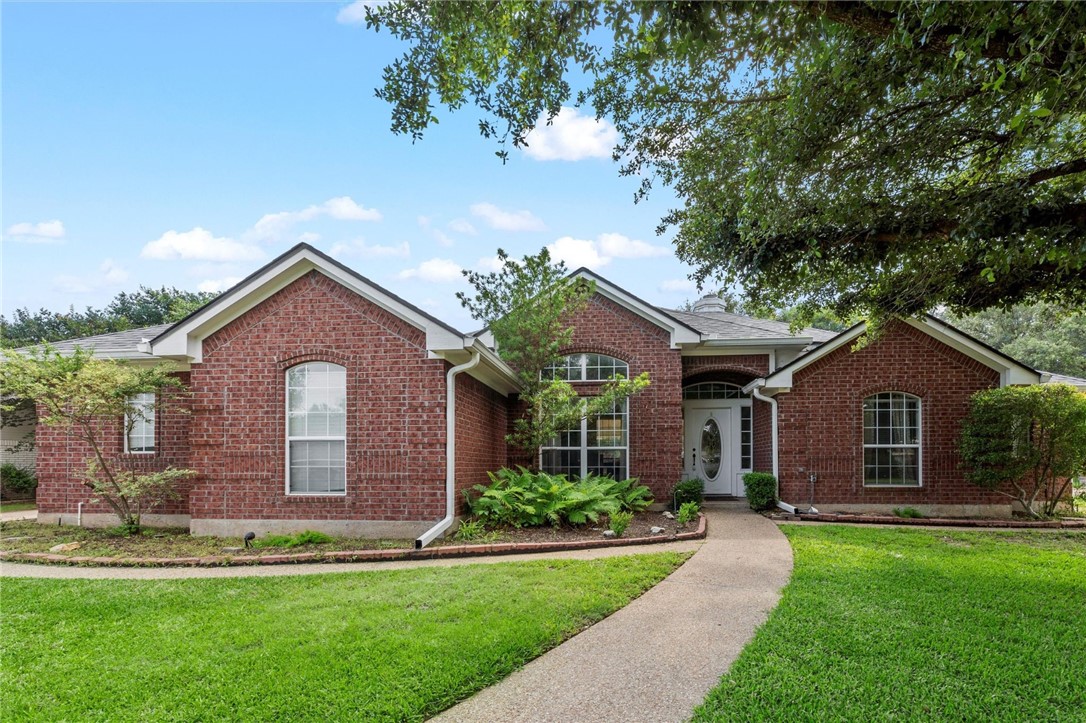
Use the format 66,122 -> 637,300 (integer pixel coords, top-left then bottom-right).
370,1 -> 1086,320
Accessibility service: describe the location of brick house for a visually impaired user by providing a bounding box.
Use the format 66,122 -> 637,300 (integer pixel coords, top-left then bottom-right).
32,243 -> 1071,541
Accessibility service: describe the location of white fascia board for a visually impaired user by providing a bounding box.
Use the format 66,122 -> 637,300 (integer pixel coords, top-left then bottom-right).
152,248 -> 466,363
762,323 -> 868,388
907,318 -> 1040,387
573,270 -> 701,348
430,339 -> 521,396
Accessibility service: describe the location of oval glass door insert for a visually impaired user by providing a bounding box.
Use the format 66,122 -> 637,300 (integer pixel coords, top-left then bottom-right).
700,418 -> 722,480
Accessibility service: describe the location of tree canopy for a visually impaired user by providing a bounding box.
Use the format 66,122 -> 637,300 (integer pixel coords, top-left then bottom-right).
368,1 -> 1086,324
1,286 -> 217,348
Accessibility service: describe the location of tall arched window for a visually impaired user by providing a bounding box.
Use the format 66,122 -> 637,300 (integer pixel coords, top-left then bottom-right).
540,354 -> 630,479
863,392 -> 921,486
286,362 -> 347,494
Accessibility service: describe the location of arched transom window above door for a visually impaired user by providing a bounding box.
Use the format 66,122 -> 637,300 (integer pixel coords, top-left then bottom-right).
682,382 -> 749,399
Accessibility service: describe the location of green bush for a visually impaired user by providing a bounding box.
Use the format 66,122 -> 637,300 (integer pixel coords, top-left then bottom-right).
609,511 -> 633,537
893,507 -> 923,519
677,501 -> 700,526
0,464 -> 37,494
743,472 -> 777,511
464,466 -> 653,528
454,519 -> 487,542
254,530 -> 333,548
672,479 -> 703,508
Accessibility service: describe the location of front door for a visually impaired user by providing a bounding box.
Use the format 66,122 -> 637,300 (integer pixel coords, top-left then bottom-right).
684,407 -> 739,495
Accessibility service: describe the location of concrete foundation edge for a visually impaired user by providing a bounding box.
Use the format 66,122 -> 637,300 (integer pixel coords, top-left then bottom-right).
190,518 -> 434,539
37,512 -> 191,528
808,503 -> 1013,518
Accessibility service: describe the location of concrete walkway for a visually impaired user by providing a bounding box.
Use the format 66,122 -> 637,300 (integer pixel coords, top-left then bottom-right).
0,509 -> 36,523
434,502 -> 793,723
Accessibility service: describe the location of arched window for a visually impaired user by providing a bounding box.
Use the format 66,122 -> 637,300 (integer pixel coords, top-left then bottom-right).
542,353 -> 629,382
863,392 -> 921,486
286,362 -> 347,495
682,382 -> 749,400
540,354 -> 630,479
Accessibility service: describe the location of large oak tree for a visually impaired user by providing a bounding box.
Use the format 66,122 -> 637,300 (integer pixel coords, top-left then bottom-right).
368,1 -> 1086,323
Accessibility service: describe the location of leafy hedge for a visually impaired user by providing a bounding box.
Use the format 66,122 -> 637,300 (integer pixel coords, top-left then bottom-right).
743,472 -> 777,511
0,464 -> 37,494
671,479 -> 703,508
465,467 -> 653,527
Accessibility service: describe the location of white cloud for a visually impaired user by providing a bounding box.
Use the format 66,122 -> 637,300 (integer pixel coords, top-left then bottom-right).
470,202 -> 546,232
448,218 -> 477,235
396,258 -> 463,283
6,219 -> 66,242
298,232 -> 321,244
432,230 -> 455,248
247,196 -> 381,243
197,277 -> 243,293
597,232 -> 670,259
546,232 -> 671,271
141,227 -> 265,262
336,0 -> 381,25
523,106 -> 618,162
53,259 -> 128,294
547,236 -> 610,270
329,238 -> 410,260
659,278 -> 696,293
475,255 -> 507,273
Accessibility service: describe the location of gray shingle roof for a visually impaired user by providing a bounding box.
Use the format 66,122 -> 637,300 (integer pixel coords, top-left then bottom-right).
1042,371 -> 1086,389
662,308 -> 838,343
26,324 -> 172,357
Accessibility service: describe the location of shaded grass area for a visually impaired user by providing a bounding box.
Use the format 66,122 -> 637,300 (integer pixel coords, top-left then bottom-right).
0,520 -> 410,558
694,526 -> 1086,722
0,501 -> 36,514
2,552 -> 689,722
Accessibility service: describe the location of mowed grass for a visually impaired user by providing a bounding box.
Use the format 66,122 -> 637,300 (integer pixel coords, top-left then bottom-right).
0,501 -> 36,513
2,552 -> 689,722
694,526 -> 1086,722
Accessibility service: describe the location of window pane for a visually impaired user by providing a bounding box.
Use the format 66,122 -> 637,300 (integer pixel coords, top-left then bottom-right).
287,363 -> 347,493
863,393 -> 920,486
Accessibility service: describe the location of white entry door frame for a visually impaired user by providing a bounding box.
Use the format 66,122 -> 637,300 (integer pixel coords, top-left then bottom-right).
682,398 -> 750,496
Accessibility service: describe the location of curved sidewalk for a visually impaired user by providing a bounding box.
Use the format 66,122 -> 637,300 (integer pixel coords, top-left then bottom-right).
433,502 -> 793,723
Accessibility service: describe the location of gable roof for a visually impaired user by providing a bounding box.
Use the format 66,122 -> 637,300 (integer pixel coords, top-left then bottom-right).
151,243 -> 468,362
663,307 -> 837,344
756,315 -> 1040,392
569,268 -> 702,348
19,324 -> 172,360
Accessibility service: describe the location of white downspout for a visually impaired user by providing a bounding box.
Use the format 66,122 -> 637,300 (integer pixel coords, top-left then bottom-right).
751,381 -> 817,515
416,350 -> 482,549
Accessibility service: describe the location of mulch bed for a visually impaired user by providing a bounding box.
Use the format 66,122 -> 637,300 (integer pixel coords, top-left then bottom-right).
0,512 -> 705,568
774,511 -> 1086,529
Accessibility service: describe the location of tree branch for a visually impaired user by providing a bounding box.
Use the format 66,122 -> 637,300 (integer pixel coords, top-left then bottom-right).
1027,158 -> 1086,186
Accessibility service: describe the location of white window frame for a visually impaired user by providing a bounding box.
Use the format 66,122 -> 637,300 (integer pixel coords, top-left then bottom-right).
124,392 -> 156,455
862,392 -> 922,488
541,353 -> 629,382
540,397 -> 629,480
285,362 -> 347,496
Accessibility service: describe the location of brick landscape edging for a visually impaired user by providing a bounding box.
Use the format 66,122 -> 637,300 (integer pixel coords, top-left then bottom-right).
0,514 -> 706,568
789,513 -> 1086,529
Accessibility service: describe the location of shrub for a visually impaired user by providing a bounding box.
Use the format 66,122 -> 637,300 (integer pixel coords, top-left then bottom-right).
609,511 -> 633,537
464,467 -> 649,528
672,479 -> 704,508
893,507 -> 923,519
960,384 -> 1086,518
454,518 -> 487,541
677,501 -> 700,526
254,530 -> 333,549
743,472 -> 777,511
0,464 -> 37,494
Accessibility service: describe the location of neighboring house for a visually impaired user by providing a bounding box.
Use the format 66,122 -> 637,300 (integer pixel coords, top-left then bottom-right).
29,243 -> 1081,538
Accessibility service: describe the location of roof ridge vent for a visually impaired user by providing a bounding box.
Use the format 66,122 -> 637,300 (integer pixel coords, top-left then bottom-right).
691,295 -> 732,314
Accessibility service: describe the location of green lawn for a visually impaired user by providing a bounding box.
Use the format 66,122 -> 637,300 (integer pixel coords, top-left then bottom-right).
0,501 -> 36,514
1,552 -> 688,722
694,526 -> 1086,722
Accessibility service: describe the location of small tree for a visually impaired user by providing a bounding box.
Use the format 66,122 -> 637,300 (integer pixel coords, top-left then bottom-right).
960,384 -> 1086,518
0,346 -> 197,532
458,248 -> 650,458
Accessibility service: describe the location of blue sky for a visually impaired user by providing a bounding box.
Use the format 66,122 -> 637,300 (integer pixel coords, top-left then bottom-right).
2,2 -> 702,331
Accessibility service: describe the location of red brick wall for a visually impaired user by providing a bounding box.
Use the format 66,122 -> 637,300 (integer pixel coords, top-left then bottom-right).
187,271 -> 447,523
454,372 -> 508,512
36,373 -> 194,518
554,295 -> 685,501
776,320 -> 1003,507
